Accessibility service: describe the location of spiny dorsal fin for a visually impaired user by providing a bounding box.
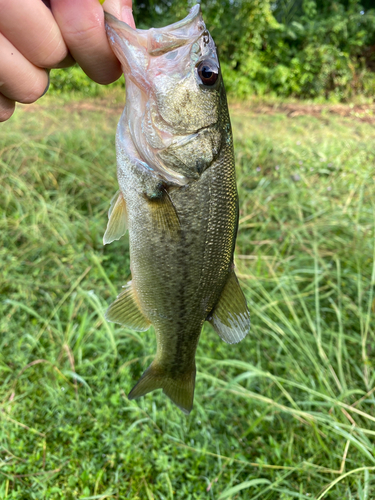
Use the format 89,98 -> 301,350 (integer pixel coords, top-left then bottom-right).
105,281 -> 151,332
208,268 -> 250,344
128,360 -> 196,415
103,191 -> 128,245
148,188 -> 180,237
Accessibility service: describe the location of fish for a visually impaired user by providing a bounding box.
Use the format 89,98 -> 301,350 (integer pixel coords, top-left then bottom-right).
103,4 -> 250,415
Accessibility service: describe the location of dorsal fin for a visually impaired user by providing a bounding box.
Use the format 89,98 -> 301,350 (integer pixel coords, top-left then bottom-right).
208,268 -> 250,344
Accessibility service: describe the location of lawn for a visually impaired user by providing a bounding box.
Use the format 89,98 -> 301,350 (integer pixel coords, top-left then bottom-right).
1,95 -> 375,499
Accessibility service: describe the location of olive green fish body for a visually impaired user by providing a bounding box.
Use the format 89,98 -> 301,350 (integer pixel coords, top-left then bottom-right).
104,5 -> 250,414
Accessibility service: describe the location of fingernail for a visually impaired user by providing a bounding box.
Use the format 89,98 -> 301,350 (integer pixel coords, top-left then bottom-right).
121,6 -> 136,28
41,69 -> 51,97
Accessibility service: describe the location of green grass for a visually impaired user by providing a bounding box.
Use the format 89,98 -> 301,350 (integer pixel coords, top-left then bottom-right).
1,97 -> 375,499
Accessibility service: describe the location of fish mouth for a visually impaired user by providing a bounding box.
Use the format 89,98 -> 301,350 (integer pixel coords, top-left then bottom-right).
104,5 -> 205,58
106,5 -> 221,186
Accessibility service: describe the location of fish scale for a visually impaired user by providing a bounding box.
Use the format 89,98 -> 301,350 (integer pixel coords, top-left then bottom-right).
103,5 -> 250,414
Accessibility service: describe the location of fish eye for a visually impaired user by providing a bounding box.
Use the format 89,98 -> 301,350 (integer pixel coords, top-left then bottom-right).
197,61 -> 219,86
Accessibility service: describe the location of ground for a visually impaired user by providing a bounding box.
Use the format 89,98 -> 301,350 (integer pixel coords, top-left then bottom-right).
1,95 -> 375,499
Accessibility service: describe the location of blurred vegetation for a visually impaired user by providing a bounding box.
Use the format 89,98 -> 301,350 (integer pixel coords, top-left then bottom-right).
1,97 -> 375,498
50,0 -> 375,101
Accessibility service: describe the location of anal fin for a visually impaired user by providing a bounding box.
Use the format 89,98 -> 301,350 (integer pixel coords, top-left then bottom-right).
103,190 -> 128,245
208,268 -> 250,344
105,281 -> 151,332
128,360 -> 196,415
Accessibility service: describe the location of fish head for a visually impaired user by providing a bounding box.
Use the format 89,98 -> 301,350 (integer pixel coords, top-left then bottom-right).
105,5 -> 229,182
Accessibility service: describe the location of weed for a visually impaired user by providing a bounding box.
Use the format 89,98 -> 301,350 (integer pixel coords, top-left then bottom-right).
0,98 -> 374,498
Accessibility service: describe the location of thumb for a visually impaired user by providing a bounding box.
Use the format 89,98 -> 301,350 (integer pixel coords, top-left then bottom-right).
102,0 -> 136,29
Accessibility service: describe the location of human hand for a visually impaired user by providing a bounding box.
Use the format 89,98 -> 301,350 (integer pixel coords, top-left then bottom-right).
0,0 -> 134,122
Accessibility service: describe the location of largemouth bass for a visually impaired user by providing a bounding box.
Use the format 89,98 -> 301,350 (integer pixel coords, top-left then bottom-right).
104,5 -> 250,414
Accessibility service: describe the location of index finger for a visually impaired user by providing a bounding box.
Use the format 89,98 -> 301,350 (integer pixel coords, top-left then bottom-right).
50,0 -> 126,85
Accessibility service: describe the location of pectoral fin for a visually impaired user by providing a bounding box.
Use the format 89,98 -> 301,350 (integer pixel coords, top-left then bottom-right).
105,281 -> 151,331
148,188 -> 181,237
103,191 -> 128,245
208,268 -> 250,344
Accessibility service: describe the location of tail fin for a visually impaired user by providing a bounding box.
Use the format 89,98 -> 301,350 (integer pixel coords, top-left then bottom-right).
128,361 -> 196,415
